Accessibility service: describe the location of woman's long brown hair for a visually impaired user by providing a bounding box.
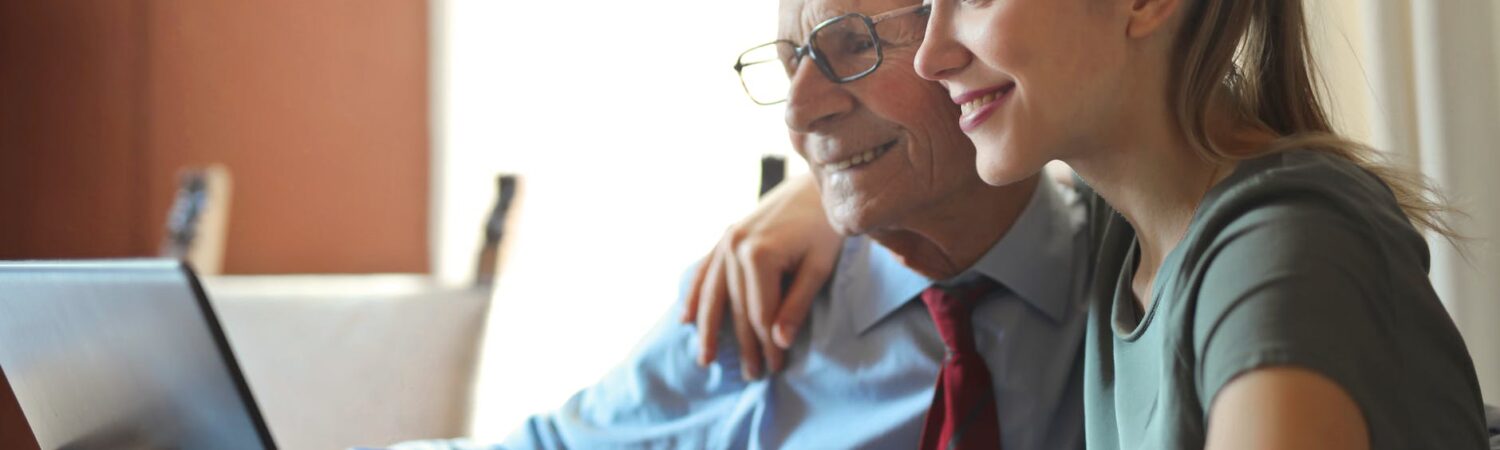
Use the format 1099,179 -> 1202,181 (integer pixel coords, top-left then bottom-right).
1171,0 -> 1458,240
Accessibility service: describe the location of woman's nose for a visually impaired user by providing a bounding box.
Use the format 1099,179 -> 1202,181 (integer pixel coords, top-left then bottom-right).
914,2 -> 971,81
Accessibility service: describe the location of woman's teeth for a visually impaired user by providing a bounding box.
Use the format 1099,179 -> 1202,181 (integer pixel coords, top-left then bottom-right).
827,141 -> 895,171
961,91 -> 998,115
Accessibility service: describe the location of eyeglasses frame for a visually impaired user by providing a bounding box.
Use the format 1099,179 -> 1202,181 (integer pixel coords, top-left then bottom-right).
733,3 -> 931,106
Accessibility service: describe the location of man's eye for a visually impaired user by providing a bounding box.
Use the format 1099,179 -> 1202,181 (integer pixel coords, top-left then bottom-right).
848,38 -> 875,53
825,32 -> 875,55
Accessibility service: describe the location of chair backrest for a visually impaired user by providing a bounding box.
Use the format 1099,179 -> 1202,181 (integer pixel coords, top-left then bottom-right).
160,165 -> 232,275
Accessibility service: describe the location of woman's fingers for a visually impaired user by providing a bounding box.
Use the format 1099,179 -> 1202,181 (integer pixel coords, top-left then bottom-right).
693,245 -> 731,367
773,246 -> 837,349
681,250 -> 716,324
686,174 -> 833,376
730,303 -> 764,381
740,240 -> 786,373
722,241 -> 765,380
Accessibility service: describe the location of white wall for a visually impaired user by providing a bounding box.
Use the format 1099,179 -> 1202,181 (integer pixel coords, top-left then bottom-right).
430,0 -> 803,440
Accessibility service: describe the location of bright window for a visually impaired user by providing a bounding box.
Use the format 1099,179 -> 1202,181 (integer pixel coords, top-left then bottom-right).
431,0 -> 803,440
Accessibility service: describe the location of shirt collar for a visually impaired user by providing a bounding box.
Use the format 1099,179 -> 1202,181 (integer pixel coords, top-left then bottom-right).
838,177 -> 1084,335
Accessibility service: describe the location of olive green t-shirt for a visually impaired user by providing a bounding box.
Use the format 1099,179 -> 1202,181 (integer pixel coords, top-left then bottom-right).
1080,150 -> 1487,449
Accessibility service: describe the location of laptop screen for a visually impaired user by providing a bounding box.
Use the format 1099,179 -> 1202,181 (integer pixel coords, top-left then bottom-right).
0,260 -> 274,449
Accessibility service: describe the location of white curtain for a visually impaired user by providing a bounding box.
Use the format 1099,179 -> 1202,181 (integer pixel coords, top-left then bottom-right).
1335,0 -> 1500,402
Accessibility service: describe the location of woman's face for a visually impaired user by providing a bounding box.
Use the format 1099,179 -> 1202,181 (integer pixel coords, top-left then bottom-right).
914,0 -> 1134,186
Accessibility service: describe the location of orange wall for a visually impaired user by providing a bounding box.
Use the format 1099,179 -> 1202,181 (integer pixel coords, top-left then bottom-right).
0,0 -> 149,259
0,0 -> 430,273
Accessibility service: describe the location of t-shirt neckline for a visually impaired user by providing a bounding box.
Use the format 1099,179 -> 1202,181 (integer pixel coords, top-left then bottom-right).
1109,152 -> 1280,340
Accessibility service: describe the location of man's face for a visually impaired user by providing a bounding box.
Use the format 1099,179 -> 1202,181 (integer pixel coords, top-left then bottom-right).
779,0 -> 985,236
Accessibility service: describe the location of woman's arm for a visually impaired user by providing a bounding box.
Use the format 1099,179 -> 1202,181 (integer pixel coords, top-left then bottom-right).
1206,367 -> 1370,450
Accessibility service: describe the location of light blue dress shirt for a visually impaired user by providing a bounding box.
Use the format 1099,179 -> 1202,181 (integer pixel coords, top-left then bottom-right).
488,178 -> 1089,450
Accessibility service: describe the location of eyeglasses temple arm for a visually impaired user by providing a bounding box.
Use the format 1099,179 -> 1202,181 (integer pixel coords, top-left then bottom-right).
869,3 -> 930,23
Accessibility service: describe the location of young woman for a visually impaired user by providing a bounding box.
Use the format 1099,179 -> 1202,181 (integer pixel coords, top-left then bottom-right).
686,0 -> 1490,448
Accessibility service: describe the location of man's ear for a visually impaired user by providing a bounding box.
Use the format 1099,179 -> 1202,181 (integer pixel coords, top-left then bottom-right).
1125,0 -> 1185,39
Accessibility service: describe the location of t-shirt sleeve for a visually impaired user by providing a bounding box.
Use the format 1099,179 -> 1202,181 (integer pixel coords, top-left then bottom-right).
1191,199 -> 1389,414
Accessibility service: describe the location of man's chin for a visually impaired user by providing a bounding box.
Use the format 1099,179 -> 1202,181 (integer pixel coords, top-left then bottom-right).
824,210 -> 882,238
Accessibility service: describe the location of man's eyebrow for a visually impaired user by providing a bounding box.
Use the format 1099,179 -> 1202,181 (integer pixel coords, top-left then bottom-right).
780,5 -> 867,42
792,8 -> 845,37
804,10 -> 842,25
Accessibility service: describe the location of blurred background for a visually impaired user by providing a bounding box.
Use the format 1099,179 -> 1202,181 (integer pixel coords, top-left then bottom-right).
0,0 -> 1496,448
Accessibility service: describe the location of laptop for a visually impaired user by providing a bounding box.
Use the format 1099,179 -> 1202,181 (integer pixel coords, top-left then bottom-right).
0,259 -> 276,449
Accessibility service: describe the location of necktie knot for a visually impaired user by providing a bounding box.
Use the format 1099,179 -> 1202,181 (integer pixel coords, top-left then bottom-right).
920,277 -> 999,356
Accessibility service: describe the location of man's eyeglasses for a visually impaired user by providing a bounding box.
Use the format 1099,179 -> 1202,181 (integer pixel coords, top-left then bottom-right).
734,4 -> 930,105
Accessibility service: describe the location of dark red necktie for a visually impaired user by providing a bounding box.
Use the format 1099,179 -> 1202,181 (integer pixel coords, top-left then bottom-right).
918,278 -> 1002,450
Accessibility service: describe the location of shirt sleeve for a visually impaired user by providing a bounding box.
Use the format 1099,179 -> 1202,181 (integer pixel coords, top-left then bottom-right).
499,263 -> 751,450
1190,199 -> 1389,416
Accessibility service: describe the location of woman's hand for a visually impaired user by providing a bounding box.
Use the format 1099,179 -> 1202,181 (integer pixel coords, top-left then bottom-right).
681,174 -> 842,380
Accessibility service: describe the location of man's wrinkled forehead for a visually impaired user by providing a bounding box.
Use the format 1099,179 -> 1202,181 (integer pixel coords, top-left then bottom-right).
777,0 -> 915,42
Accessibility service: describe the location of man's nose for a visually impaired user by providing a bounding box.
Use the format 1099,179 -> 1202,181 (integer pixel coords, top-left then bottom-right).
914,2 -> 970,82
784,58 -> 854,133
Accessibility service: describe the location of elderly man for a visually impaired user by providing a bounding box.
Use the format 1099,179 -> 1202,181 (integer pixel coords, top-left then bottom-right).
424,0 -> 1087,448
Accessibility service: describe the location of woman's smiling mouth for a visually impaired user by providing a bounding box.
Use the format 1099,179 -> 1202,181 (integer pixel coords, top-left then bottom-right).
954,83 -> 1015,133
